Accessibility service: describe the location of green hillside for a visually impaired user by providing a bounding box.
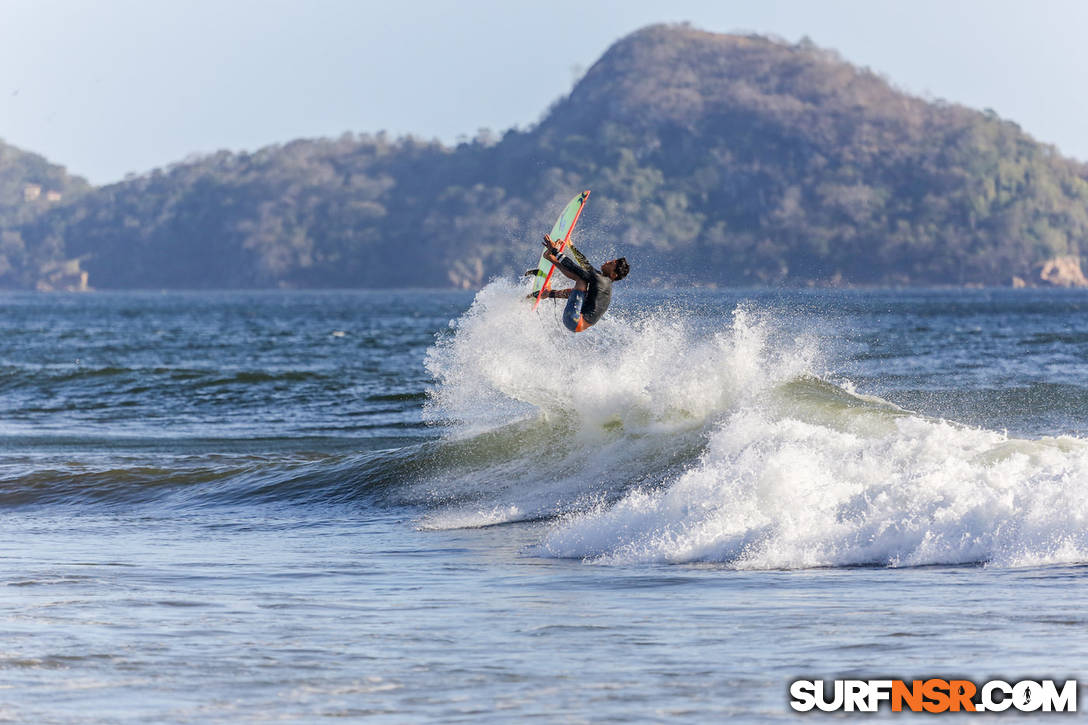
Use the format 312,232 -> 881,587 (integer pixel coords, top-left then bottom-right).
5,24 -> 1088,289
0,140 -> 89,288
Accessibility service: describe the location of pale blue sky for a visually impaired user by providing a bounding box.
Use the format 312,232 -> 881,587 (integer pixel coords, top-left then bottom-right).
2,0 -> 1087,184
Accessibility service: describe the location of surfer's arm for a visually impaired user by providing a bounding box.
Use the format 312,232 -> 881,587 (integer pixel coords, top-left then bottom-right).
542,240 -> 593,284
529,287 -> 573,300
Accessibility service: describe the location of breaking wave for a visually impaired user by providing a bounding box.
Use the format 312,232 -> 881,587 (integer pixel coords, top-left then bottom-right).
420,280 -> 1088,570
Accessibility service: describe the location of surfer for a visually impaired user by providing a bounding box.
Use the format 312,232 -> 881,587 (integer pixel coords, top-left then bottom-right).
532,234 -> 628,332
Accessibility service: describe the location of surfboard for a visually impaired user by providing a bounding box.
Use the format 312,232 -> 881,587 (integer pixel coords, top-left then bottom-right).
531,190 -> 591,311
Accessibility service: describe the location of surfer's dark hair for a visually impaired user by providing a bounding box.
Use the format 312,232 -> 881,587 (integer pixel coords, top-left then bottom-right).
613,257 -> 629,280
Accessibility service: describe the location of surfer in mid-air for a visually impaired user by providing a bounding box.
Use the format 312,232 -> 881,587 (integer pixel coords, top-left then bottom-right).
530,234 -> 628,332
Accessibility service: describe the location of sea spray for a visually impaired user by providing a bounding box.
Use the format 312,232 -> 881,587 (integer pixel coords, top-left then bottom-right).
419,280 -> 822,528
423,279 -> 817,434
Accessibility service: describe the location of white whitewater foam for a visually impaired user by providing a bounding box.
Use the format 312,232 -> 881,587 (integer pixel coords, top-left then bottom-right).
540,409 -> 1088,569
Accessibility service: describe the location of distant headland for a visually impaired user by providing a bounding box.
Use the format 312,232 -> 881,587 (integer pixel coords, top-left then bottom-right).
3,24 -> 1087,291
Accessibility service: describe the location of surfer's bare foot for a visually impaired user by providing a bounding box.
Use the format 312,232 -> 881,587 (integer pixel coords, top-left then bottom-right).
524,269 -> 541,277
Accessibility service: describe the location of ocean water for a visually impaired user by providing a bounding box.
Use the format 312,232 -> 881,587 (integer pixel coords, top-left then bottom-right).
3,286 -> 1088,722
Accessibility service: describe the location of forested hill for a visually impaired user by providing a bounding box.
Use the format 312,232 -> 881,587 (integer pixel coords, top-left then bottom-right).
5,24 -> 1088,290
0,140 -> 89,288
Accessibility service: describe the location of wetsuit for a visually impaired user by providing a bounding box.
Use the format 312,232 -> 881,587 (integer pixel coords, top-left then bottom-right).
553,253 -> 612,333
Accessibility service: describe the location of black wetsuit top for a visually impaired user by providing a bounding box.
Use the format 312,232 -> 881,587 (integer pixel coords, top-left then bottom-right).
557,255 -> 612,326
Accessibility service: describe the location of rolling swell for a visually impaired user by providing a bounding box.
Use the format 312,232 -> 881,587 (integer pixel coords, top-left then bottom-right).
0,291 -> 475,512
0,407 -> 693,513
0,445 -> 430,510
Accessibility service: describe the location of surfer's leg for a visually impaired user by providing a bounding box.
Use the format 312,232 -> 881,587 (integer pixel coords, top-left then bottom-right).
562,289 -> 588,332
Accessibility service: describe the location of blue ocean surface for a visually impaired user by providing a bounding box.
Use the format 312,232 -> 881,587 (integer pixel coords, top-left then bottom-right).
3,286 -> 1088,722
